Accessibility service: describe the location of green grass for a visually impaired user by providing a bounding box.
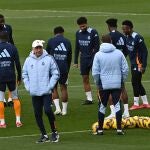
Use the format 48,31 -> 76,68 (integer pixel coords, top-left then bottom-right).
0,0 -> 150,150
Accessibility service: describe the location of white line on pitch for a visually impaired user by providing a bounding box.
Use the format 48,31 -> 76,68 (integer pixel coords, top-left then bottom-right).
0,130 -> 91,139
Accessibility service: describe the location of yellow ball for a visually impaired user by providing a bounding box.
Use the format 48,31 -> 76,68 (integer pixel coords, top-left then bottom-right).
103,119 -> 113,129
111,118 -> 126,129
137,117 -> 150,128
132,116 -> 139,125
92,122 -> 99,134
124,117 -> 136,128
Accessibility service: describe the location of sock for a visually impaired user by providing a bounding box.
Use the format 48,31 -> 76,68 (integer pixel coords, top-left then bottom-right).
85,91 -> 93,101
134,97 -> 139,106
0,102 -> 5,124
123,104 -> 129,114
110,105 -> 115,115
0,119 -> 5,125
62,102 -> 68,113
13,99 -> 21,118
8,91 -> 12,99
141,95 -> 148,104
53,99 -> 61,111
16,116 -> 21,123
3,98 -> 6,103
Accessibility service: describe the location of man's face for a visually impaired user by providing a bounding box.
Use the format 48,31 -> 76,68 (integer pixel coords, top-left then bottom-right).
122,25 -> 132,35
33,46 -> 43,57
0,18 -> 5,30
79,23 -> 87,32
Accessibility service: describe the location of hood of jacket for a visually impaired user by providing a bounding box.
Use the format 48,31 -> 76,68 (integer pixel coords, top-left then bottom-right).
99,43 -> 116,53
29,49 -> 48,59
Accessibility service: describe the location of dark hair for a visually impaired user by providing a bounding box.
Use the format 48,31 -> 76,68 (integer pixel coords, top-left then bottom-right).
54,26 -> 64,34
77,17 -> 87,25
122,20 -> 133,28
106,18 -> 117,27
0,14 -> 4,19
0,31 -> 9,41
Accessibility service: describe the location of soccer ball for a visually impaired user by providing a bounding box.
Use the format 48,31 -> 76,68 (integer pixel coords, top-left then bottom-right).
132,116 -> 139,126
137,117 -> 150,128
124,117 -> 136,128
103,119 -> 113,129
111,118 -> 126,129
92,122 -> 99,134
144,117 -> 150,129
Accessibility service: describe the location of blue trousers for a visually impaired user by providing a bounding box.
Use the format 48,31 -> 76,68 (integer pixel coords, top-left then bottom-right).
98,89 -> 122,130
32,94 -> 56,135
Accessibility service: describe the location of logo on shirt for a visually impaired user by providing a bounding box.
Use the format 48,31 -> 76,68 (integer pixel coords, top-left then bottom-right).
116,37 -> 124,46
55,43 -> 67,51
0,49 -> 10,58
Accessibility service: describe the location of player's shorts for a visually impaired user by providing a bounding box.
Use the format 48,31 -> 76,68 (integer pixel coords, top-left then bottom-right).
58,73 -> 68,85
0,81 -> 16,92
0,88 -> 18,102
80,57 -> 93,75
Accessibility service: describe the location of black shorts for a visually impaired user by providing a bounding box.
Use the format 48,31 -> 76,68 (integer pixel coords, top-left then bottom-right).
0,81 -> 16,92
58,73 -> 68,85
80,57 -> 93,75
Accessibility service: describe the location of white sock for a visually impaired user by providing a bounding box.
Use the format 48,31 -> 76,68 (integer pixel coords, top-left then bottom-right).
16,116 -> 21,123
44,135 -> 48,138
85,91 -> 93,101
0,119 -> 5,125
141,95 -> 148,104
123,104 -> 129,114
3,98 -> 6,103
110,105 -> 115,115
8,97 -> 12,102
134,97 -> 139,106
53,99 -> 61,111
62,102 -> 68,113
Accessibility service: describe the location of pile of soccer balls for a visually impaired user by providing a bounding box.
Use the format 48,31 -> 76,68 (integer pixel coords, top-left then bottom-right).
92,116 -> 150,133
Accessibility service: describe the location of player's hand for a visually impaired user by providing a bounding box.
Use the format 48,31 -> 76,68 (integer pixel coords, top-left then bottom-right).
73,64 -> 78,68
138,67 -> 145,74
17,80 -> 21,86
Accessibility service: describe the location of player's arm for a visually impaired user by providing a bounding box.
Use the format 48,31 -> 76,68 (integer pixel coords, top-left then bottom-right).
67,41 -> 72,72
46,39 -> 52,54
8,25 -> 14,45
92,30 -> 100,55
138,37 -> 148,73
74,32 -> 80,67
14,47 -> 21,85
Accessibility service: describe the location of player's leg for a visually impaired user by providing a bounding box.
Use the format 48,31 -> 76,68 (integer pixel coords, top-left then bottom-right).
0,82 -> 6,128
59,73 -> 69,115
80,58 -> 93,105
60,84 -> 68,115
139,74 -> 150,108
52,83 -> 61,115
130,69 -> 143,110
43,94 -> 59,142
111,89 -> 124,134
121,85 -> 130,118
7,90 -> 13,107
105,95 -> 115,119
97,90 -> 110,135
8,81 -> 22,127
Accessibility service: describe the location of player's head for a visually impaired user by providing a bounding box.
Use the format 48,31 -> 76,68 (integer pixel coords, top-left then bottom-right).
122,20 -> 133,35
106,18 -> 117,27
0,14 -> 5,29
54,26 -> 64,35
0,31 -> 9,42
77,17 -> 88,31
32,40 -> 45,57
101,34 -> 112,43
